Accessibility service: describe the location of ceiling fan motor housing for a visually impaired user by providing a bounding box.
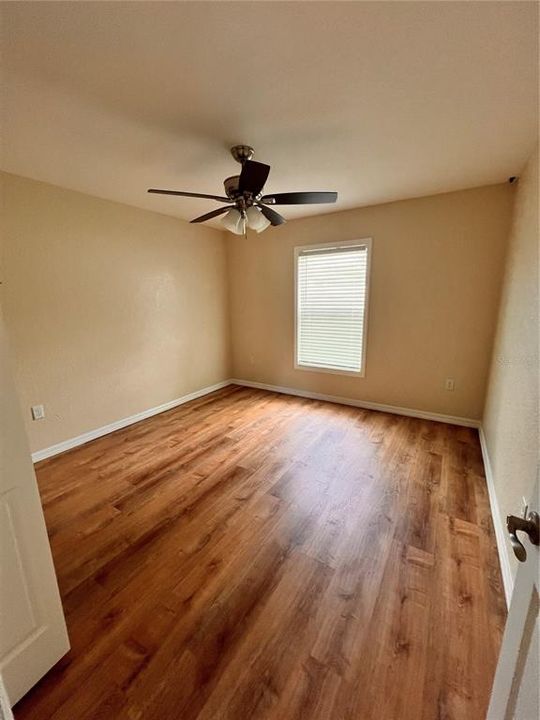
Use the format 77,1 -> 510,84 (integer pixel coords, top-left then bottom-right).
223,175 -> 262,210
224,175 -> 241,199
226,146 -> 257,206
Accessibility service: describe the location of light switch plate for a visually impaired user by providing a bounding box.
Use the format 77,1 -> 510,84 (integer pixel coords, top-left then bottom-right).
31,404 -> 45,421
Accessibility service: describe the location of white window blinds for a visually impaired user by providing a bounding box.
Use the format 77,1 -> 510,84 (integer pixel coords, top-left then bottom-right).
296,244 -> 369,373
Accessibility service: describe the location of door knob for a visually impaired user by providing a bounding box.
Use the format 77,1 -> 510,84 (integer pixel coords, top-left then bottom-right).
506,511 -> 539,562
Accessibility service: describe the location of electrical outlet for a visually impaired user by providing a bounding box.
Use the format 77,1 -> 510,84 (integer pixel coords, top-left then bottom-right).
31,404 -> 45,421
445,378 -> 455,391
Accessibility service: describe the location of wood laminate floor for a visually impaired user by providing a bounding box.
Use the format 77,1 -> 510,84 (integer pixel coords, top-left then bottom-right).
15,385 -> 506,720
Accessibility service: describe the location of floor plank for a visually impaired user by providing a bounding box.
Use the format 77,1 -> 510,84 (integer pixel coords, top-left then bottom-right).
14,385 -> 506,720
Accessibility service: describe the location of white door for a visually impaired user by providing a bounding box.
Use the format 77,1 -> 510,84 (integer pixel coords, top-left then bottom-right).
487,480 -> 539,720
0,317 -> 69,707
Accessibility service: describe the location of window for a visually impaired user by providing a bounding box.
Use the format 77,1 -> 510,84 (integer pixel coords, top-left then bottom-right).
295,239 -> 371,375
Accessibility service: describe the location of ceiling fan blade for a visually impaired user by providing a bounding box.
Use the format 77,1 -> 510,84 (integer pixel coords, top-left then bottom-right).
190,206 -> 233,224
148,189 -> 230,202
257,204 -> 286,227
261,191 -> 338,205
238,160 -> 271,196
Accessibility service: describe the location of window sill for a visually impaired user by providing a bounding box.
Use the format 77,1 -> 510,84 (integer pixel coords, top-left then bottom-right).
294,362 -> 365,378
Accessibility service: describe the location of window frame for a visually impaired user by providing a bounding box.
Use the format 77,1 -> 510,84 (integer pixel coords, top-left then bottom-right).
293,237 -> 372,378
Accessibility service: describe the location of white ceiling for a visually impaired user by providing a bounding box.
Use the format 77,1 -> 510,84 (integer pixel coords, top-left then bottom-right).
1,1 -> 538,226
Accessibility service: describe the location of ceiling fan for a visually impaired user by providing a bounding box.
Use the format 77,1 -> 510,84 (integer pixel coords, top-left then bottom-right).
148,145 -> 338,234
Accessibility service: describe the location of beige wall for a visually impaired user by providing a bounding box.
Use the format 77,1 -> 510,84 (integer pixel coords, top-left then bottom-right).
1,172 -> 230,453
483,149 -> 539,577
0,172 -> 521,456
227,184 -> 513,420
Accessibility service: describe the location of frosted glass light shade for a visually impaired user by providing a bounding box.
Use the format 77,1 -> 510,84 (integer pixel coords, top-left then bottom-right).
246,206 -> 271,233
221,208 -> 245,235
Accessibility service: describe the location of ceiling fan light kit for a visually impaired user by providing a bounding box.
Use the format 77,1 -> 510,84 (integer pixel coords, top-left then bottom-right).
148,145 -> 338,234
220,206 -> 270,235
245,206 -> 271,233
221,208 -> 245,235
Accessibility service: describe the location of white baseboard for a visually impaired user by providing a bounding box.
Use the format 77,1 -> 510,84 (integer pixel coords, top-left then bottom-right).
33,378 -> 479,464
478,427 -> 514,607
31,380 -> 233,463
230,378 -> 480,428
0,674 -> 14,719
